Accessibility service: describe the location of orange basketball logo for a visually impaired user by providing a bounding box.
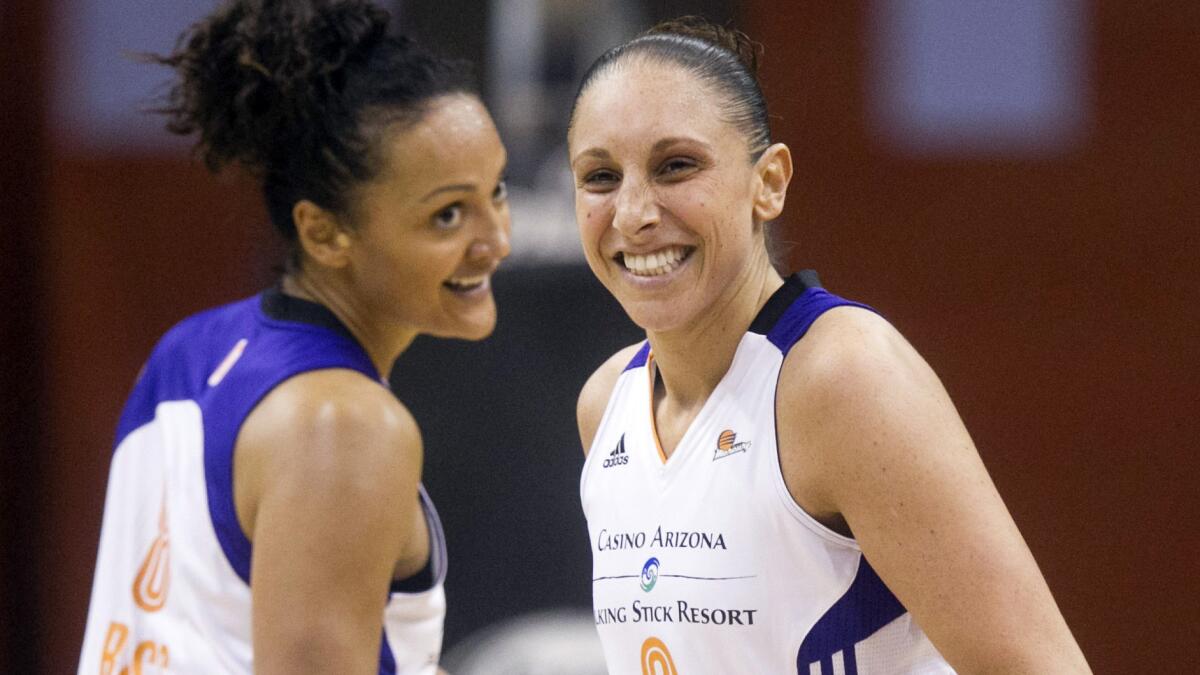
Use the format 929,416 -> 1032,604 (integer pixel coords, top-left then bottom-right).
133,494 -> 170,613
641,636 -> 679,675
713,428 -> 750,461
717,429 -> 736,451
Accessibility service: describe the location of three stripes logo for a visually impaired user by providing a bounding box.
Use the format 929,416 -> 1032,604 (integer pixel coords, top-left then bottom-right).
713,428 -> 751,461
603,434 -> 629,468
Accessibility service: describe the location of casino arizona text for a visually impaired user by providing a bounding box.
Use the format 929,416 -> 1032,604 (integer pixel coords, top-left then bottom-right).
596,526 -> 728,551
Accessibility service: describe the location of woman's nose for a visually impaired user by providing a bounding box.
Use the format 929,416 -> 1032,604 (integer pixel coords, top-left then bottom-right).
469,205 -> 511,262
612,180 -> 659,236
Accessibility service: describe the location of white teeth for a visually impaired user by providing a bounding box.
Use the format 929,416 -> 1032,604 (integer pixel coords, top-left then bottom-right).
622,247 -> 687,277
445,274 -> 488,289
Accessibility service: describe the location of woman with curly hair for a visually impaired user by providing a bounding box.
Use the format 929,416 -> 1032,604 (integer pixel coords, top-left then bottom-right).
77,1 -> 509,673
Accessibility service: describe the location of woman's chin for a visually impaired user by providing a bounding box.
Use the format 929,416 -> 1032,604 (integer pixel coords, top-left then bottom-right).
434,312 -> 498,342
620,300 -> 692,335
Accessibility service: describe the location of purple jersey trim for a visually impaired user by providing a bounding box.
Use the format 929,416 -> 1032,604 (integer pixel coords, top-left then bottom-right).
623,341 -> 652,371
795,558 -> 907,675
112,291 -> 379,583
766,286 -> 875,355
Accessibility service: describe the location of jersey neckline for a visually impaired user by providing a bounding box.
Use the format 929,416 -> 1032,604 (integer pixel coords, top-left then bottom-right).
636,270 -> 825,469
259,284 -> 362,345
748,270 -> 822,335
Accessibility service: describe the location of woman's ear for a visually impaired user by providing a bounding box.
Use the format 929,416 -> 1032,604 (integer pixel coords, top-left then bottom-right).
293,200 -> 353,269
752,143 -> 793,223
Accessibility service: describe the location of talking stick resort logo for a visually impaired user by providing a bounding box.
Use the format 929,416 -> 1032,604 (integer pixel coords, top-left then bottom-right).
604,433 -> 629,468
640,557 -> 660,592
713,429 -> 750,460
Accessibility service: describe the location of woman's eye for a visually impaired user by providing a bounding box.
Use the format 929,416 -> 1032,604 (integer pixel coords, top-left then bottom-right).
493,179 -> 508,202
582,170 -> 619,189
660,158 -> 696,176
434,204 -> 463,229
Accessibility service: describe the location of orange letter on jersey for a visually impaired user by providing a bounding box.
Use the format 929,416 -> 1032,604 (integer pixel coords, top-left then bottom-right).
132,640 -> 169,674
133,495 -> 170,612
641,636 -> 679,675
99,622 -> 129,675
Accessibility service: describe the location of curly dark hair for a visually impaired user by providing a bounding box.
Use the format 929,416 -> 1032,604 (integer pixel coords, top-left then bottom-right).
151,0 -> 475,251
570,15 -> 770,160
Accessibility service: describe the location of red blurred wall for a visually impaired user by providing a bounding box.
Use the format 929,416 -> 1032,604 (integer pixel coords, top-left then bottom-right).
1,0 -> 50,671
745,2 -> 1199,673
32,160 -> 272,673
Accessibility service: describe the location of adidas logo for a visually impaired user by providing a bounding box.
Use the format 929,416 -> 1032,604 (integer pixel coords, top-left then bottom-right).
603,434 -> 629,468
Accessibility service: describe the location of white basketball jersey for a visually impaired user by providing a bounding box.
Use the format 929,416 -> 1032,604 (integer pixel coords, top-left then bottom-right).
78,289 -> 447,674
580,273 -> 954,674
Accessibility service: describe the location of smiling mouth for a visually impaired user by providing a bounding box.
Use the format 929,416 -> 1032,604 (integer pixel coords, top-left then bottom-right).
443,274 -> 490,293
616,246 -> 693,277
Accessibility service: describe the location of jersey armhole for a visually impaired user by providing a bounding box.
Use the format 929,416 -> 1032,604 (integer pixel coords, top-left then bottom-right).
388,485 -> 448,595
768,367 -> 861,552
205,364 -> 383,584
579,362 -> 640,506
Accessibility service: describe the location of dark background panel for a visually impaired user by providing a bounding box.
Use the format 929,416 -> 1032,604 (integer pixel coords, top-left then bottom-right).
391,265 -> 643,648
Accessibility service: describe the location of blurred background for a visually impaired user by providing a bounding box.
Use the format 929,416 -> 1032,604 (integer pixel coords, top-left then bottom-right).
2,0 -> 1197,673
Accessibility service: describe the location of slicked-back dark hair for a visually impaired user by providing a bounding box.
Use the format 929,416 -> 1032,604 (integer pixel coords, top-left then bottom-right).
570,16 -> 771,160
151,0 -> 475,262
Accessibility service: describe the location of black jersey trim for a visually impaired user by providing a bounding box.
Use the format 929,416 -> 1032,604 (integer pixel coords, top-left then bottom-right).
260,285 -> 360,344
390,556 -> 435,594
748,270 -> 823,336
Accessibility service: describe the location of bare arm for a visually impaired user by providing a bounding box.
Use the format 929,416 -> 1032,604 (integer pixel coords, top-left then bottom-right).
577,343 -> 645,456
236,370 -> 424,674
778,308 -> 1090,674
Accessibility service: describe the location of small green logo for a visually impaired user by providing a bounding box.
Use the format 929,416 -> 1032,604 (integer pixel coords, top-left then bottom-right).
640,557 -> 660,592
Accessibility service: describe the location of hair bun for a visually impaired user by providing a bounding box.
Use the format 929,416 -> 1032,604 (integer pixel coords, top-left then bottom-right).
644,16 -> 761,75
152,0 -> 394,173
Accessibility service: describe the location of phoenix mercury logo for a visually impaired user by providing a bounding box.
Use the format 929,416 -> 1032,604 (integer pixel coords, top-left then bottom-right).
641,637 -> 679,675
713,429 -> 750,460
133,492 -> 170,612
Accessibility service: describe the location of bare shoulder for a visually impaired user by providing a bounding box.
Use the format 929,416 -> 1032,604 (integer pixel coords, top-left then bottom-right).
238,369 -> 431,672
577,342 -> 646,456
776,306 -> 945,512
236,368 -> 423,538
784,304 -> 925,388
779,304 -> 945,426
778,307 -> 1091,671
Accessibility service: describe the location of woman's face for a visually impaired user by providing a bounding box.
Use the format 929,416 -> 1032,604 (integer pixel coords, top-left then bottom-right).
568,61 -> 770,334
346,93 -> 510,341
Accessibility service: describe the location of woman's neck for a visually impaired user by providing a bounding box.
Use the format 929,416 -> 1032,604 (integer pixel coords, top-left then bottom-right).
646,260 -> 783,409
280,271 -> 416,378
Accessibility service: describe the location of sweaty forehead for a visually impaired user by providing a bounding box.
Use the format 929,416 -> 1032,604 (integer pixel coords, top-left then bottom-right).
570,60 -> 728,149
405,95 -> 496,154
374,94 -> 503,189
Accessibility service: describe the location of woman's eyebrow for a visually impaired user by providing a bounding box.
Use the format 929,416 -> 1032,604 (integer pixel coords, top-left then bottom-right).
570,147 -> 611,168
651,136 -> 713,154
420,183 -> 475,202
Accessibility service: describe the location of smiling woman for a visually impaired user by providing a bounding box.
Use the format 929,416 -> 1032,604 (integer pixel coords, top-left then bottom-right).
75,2 -> 508,674
570,17 -> 1091,675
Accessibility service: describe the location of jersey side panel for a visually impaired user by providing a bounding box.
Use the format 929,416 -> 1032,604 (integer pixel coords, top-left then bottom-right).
79,293 -> 449,675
